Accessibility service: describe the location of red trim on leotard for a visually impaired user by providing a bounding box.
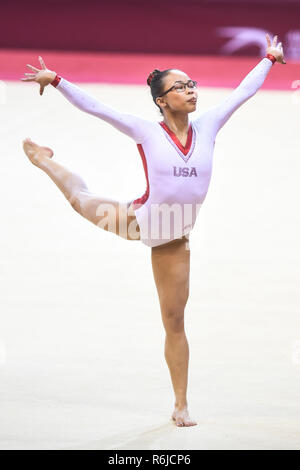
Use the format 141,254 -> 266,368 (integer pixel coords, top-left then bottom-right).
265,54 -> 276,65
51,74 -> 61,87
159,121 -> 193,156
132,144 -> 150,208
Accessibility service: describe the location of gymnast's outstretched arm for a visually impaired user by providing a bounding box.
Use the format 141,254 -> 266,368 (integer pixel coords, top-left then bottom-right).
54,77 -> 154,144
193,33 -> 286,136
21,57 -> 154,145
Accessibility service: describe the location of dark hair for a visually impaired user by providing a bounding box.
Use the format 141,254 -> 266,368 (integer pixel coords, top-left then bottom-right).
147,69 -> 173,115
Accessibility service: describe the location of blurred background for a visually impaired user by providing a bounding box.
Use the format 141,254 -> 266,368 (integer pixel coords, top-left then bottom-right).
0,0 -> 300,57
0,0 -> 299,85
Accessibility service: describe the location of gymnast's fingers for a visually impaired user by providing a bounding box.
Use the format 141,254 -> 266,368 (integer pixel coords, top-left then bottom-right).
39,56 -> 47,70
26,64 -> 40,72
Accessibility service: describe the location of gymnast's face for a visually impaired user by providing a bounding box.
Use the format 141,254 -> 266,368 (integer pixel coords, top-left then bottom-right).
156,70 -> 198,115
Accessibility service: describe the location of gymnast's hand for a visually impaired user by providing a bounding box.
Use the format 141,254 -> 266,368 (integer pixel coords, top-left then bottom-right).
20,56 -> 56,95
265,33 -> 286,64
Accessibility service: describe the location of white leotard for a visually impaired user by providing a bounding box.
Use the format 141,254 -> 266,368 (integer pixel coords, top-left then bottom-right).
54,57 -> 273,247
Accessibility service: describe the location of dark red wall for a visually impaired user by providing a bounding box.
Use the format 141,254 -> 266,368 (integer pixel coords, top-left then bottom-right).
0,0 -> 299,57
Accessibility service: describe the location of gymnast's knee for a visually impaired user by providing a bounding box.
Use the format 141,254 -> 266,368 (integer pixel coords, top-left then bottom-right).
68,191 -> 82,213
163,309 -> 185,334
68,189 -> 92,214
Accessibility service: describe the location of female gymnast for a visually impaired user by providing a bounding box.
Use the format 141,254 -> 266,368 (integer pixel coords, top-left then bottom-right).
21,33 -> 285,427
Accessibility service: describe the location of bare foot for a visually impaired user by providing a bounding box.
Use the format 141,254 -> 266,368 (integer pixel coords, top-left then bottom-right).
22,138 -> 54,166
171,406 -> 197,427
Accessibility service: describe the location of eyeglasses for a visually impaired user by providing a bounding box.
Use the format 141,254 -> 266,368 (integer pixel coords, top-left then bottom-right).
160,80 -> 197,97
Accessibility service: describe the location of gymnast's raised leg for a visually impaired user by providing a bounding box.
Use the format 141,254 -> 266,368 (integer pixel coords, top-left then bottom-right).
22,138 -> 140,240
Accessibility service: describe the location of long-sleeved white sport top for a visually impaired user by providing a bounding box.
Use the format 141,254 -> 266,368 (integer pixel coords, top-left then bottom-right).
54,57 -> 274,247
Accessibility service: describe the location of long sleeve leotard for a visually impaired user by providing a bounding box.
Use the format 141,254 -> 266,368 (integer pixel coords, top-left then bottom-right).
54,57 -> 273,247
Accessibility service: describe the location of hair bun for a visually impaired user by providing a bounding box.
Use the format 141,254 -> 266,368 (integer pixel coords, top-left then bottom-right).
147,69 -> 161,86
